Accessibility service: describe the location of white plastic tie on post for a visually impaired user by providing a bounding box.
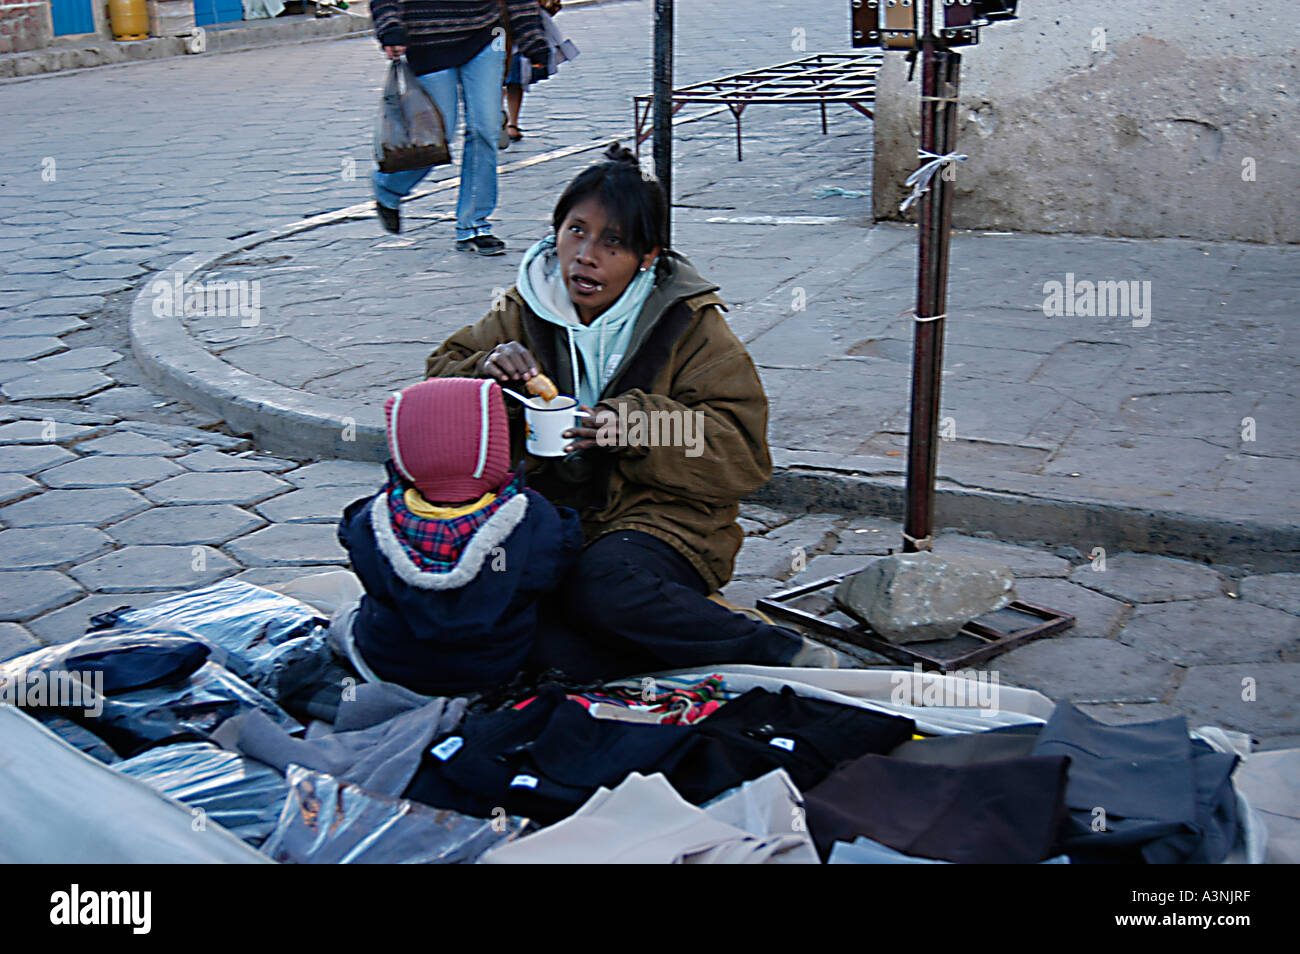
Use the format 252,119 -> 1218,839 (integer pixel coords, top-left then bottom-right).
899,149 -> 967,212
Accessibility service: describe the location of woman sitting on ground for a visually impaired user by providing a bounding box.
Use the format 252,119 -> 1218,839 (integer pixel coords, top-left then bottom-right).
424,143 -> 834,678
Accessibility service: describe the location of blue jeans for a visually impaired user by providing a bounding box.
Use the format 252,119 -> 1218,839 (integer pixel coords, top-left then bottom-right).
372,41 -> 506,241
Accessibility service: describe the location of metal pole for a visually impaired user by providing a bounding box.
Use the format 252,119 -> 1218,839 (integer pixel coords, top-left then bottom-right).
903,0 -> 961,552
653,0 -> 674,244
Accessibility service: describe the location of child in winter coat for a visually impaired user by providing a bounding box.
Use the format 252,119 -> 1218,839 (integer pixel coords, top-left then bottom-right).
336,377 -> 584,696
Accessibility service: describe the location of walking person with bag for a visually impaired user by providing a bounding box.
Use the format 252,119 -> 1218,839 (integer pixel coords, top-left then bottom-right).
370,0 -> 549,253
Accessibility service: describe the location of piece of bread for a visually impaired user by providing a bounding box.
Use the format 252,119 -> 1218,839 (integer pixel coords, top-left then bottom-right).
526,373 -> 558,403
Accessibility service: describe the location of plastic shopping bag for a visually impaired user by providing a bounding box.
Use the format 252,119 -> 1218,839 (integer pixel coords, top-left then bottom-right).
375,59 -> 451,173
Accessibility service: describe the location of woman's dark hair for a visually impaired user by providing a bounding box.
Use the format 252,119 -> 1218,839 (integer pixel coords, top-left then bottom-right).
551,143 -> 668,261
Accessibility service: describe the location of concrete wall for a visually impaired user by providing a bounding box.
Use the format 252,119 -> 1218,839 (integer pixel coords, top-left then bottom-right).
871,1 -> 1300,243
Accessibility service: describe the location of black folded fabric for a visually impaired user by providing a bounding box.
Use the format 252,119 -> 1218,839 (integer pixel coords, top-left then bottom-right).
670,687 -> 917,803
805,753 -> 1071,863
889,723 -> 1041,765
406,685 -> 915,825
1031,704 -> 1237,863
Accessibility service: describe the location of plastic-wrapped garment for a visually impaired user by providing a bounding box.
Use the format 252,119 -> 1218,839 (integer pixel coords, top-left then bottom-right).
0,631 -> 209,696
29,715 -> 119,764
0,630 -> 296,757
86,661 -> 300,757
112,742 -> 290,847
102,580 -> 333,702
262,765 -> 527,864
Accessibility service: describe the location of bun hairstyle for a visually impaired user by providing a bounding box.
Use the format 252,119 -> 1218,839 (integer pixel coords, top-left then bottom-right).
552,142 -> 669,262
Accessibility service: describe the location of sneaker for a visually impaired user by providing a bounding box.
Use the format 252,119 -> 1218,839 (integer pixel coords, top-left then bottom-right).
456,234 -> 506,256
375,202 -> 400,234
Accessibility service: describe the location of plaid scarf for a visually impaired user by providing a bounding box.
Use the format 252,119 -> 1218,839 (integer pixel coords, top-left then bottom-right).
385,468 -> 524,572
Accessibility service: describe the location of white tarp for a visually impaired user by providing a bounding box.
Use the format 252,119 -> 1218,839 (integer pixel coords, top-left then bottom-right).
0,704 -> 270,864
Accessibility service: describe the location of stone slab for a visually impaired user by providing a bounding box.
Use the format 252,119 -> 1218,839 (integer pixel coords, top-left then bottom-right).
990,637 -> 1178,704
283,460 -> 386,489
106,504 -> 265,546
32,347 -> 123,371
254,484 -> 372,523
75,431 -> 183,457
143,471 -> 290,506
0,444 -> 78,475
175,449 -> 296,473
1238,573 -> 1300,617
1012,577 -> 1132,640
0,525 -> 113,569
1174,664 -> 1300,738
0,622 -> 41,661
0,474 -> 40,506
223,523 -> 348,567
1119,598 -> 1300,666
0,420 -> 96,444
69,545 -> 238,593
1,369 -> 113,401
932,534 -> 1073,578
1069,553 -> 1227,603
0,488 -> 150,528
0,570 -> 83,622
0,337 -> 65,361
38,455 -> 184,489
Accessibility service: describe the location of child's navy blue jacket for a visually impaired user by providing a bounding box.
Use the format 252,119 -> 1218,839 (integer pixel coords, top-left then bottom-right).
337,468 -> 585,696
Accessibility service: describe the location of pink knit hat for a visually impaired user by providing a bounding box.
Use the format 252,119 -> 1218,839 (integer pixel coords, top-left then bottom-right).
384,378 -> 511,502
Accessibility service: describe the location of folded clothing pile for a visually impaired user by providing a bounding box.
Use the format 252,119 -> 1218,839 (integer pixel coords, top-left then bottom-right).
403,685 -> 917,825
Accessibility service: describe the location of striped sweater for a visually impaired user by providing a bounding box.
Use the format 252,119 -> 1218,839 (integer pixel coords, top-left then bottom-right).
370,0 -> 548,59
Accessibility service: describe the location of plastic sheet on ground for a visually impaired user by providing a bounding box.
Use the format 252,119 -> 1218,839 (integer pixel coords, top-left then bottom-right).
0,704 -> 269,864
103,580 -> 333,702
113,742 -> 290,847
615,664 -> 1055,735
262,765 -> 527,864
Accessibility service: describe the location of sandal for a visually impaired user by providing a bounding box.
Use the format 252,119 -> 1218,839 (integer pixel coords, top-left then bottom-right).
507,124 -> 524,142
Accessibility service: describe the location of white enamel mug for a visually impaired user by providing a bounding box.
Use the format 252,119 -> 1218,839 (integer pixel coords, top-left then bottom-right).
524,395 -> 585,457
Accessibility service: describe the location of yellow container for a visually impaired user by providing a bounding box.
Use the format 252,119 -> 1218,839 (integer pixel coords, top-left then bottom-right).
110,0 -> 151,41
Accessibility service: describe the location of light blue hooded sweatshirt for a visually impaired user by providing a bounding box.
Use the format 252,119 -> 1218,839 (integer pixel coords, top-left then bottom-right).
515,235 -> 657,409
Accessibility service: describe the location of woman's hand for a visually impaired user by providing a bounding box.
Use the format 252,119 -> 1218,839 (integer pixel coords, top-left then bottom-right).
563,404 -> 619,454
479,341 -> 540,384
383,45 -> 406,60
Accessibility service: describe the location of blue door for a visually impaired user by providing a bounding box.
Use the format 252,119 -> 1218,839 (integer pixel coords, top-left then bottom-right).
193,0 -> 244,26
50,0 -> 96,35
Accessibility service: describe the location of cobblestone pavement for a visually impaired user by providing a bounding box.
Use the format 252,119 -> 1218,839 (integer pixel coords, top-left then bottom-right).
1,1 -> 1297,747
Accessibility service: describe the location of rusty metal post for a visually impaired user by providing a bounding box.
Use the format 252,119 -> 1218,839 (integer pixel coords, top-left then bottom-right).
903,0 -> 961,552
653,0 -> 674,243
